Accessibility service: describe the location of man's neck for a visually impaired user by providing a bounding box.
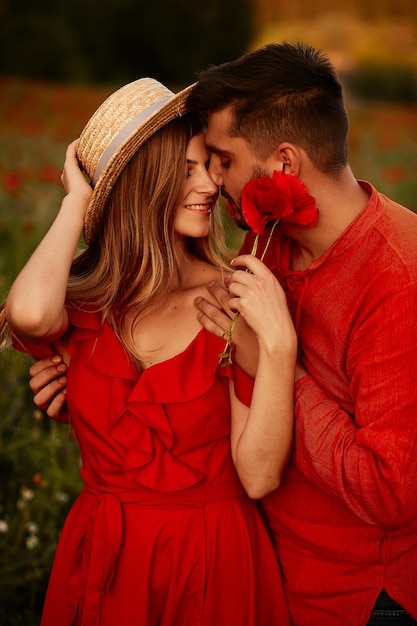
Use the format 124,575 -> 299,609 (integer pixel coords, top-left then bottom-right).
285,172 -> 370,271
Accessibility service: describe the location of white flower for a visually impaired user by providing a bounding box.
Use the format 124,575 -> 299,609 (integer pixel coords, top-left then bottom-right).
26,522 -> 39,535
26,535 -> 39,550
55,491 -> 70,504
21,488 -> 34,502
0,520 -> 8,533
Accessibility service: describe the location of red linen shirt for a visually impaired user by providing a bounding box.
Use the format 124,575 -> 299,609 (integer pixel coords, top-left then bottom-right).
242,182 -> 417,625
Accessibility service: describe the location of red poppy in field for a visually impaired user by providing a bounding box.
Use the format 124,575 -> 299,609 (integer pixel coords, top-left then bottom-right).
4,172 -> 21,194
39,164 -> 61,184
381,165 -> 407,185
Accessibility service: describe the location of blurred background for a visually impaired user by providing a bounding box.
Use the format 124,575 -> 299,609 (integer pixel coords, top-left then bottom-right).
0,0 -> 416,623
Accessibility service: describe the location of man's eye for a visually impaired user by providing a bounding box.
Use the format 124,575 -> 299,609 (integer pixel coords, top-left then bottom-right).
220,161 -> 230,169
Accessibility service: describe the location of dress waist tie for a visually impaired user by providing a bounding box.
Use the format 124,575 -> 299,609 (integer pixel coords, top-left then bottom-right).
78,481 -> 245,626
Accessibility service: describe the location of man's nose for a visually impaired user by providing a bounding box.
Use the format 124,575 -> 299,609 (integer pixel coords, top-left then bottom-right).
208,155 -> 223,186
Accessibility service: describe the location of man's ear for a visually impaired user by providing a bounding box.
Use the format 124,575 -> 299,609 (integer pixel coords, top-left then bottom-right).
265,142 -> 301,176
277,143 -> 302,176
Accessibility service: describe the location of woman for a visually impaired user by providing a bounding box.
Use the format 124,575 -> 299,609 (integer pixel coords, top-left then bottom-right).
0,78 -> 295,625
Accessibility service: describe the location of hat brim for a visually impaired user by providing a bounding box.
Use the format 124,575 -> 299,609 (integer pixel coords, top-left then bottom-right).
80,83 -> 195,245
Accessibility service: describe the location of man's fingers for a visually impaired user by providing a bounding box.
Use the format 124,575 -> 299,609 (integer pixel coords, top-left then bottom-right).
206,280 -> 235,316
29,356 -> 63,377
33,379 -> 67,410
29,362 -> 67,394
194,297 -> 233,337
28,356 -> 69,422
43,391 -> 68,420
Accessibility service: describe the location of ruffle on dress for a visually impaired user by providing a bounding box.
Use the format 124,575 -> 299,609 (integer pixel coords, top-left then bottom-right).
111,328 -> 231,491
66,307 -> 237,491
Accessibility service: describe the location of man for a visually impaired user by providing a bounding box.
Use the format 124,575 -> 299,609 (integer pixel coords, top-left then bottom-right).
187,42 -> 417,626
29,43 -> 417,625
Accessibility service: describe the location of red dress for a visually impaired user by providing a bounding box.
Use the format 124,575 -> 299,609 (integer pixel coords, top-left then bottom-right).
24,308 -> 289,626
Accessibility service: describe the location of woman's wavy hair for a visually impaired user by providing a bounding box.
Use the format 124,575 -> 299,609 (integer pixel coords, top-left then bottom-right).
0,113 -> 228,365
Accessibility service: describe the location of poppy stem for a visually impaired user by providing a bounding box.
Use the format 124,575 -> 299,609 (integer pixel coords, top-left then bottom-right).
217,220 -> 279,367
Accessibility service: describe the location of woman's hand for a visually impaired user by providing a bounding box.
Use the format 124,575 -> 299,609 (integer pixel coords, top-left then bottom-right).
61,139 -> 92,216
229,254 -> 297,357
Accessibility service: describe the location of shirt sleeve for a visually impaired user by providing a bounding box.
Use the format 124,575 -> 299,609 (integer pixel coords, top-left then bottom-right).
293,279 -> 417,531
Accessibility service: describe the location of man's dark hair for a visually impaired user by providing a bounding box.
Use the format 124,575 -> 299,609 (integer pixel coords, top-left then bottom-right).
187,42 -> 350,174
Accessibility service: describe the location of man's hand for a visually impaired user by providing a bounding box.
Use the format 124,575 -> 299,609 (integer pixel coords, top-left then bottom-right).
195,280 -> 259,377
194,280 -> 234,338
29,356 -> 68,420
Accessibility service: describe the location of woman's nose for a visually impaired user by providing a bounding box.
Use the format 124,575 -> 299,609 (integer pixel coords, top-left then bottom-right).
202,169 -> 219,195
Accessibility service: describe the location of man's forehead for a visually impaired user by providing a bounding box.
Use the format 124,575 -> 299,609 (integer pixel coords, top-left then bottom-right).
206,108 -> 241,155
206,107 -> 232,138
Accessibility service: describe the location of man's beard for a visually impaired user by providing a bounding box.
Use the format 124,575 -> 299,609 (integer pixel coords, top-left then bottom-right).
223,164 -> 269,231
231,202 -> 250,231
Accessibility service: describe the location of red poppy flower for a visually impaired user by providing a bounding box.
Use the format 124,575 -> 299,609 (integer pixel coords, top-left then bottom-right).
4,172 -> 21,194
241,170 -> 319,235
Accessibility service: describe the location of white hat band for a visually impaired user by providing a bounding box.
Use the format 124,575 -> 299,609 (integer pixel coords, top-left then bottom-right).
92,95 -> 172,185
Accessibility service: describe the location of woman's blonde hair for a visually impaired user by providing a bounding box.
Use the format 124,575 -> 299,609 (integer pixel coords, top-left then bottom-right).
0,113 -> 228,366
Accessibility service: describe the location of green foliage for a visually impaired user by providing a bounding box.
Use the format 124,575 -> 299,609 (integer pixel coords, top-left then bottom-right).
0,0 -> 253,86
345,63 -> 417,102
346,102 -> 417,210
0,350 -> 82,626
0,80 -> 92,624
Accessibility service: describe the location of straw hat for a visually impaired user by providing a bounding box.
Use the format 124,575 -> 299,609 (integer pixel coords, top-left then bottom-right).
76,77 -> 194,244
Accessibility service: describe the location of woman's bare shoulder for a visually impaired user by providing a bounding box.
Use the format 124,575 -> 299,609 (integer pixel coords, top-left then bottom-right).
190,260 -> 231,289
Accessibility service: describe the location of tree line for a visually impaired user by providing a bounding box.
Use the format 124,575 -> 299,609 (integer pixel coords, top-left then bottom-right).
0,0 -> 253,87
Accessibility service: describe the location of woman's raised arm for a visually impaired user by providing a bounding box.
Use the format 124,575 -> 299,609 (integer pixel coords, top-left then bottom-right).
5,140 -> 91,342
